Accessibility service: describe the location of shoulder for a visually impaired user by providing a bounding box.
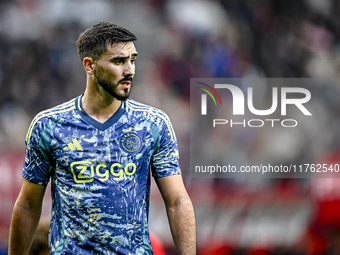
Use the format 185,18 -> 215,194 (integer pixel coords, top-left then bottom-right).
25,98 -> 77,144
126,98 -> 176,141
125,98 -> 172,123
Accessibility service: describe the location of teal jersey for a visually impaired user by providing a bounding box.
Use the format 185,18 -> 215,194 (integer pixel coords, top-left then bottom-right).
23,95 -> 181,254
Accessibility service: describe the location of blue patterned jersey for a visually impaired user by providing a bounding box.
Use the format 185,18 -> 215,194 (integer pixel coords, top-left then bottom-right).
23,95 -> 181,254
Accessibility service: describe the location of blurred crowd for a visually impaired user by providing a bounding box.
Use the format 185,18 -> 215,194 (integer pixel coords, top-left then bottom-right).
1,0 -> 340,254
0,0 -> 339,142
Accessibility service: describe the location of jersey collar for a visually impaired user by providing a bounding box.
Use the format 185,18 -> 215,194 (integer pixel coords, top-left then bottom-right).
76,95 -> 125,131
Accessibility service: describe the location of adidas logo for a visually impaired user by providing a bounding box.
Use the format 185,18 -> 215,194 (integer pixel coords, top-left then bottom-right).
63,138 -> 83,151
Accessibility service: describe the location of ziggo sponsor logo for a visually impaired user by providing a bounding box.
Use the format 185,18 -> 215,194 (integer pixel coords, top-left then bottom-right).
70,161 -> 137,183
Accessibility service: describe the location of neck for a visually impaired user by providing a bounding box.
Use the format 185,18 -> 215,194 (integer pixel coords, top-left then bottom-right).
81,86 -> 122,124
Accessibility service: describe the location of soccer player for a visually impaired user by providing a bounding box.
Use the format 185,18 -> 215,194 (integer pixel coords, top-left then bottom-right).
9,21 -> 196,255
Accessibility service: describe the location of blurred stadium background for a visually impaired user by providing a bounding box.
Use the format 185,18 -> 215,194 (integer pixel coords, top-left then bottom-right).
1,0 -> 340,254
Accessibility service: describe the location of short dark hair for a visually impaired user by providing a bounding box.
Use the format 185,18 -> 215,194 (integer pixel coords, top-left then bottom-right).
77,21 -> 137,61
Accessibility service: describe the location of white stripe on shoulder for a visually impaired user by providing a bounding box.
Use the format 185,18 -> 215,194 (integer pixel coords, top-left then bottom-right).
26,99 -> 76,143
126,100 -> 177,141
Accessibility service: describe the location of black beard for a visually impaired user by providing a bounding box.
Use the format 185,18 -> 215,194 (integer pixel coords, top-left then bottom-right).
97,75 -> 133,101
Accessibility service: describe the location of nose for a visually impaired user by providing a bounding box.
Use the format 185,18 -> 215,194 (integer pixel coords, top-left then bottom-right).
124,61 -> 135,77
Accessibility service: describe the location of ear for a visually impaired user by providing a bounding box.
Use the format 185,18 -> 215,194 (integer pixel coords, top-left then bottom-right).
83,57 -> 96,75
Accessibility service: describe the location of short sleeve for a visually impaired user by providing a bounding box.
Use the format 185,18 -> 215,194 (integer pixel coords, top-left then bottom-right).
23,118 -> 53,185
150,115 -> 181,178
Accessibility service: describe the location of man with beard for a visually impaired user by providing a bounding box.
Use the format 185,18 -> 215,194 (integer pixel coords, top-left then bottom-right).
9,21 -> 196,255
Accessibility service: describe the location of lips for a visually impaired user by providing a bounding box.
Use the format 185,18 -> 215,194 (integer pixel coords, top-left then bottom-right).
119,81 -> 131,88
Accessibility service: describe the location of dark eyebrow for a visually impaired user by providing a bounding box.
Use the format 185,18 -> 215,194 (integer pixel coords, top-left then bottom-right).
110,53 -> 138,61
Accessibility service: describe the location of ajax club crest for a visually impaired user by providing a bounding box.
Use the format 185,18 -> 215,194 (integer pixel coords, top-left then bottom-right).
119,132 -> 142,153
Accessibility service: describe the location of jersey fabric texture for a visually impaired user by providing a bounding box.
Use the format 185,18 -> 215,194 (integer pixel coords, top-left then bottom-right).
23,95 -> 181,255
